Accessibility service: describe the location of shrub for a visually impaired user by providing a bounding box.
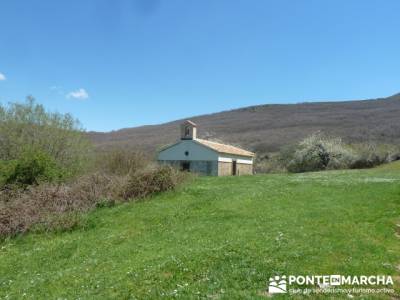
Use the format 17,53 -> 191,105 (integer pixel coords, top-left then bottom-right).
94,149 -> 149,175
254,153 -> 287,173
0,97 -> 91,181
0,166 -> 188,238
120,165 -> 187,200
350,143 -> 400,169
286,133 -> 356,173
281,136 -> 400,173
0,173 -> 125,237
2,149 -> 64,187
0,160 -> 17,187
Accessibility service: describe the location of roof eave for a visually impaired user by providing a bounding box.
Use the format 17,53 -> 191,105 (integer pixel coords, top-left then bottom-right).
218,151 -> 255,157
194,139 -> 254,157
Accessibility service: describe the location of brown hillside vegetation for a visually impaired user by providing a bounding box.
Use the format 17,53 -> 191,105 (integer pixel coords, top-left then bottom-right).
87,93 -> 400,155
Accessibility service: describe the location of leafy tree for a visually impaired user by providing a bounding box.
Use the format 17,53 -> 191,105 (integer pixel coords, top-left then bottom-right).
0,96 -> 91,182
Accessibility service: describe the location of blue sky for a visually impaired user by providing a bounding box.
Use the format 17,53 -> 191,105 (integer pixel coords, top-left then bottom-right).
1,0 -> 399,131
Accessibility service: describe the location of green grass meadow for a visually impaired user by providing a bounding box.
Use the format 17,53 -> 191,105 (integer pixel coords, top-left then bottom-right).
1,163 -> 400,299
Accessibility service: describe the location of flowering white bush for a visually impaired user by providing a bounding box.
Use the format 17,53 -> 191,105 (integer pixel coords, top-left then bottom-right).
287,133 -> 356,172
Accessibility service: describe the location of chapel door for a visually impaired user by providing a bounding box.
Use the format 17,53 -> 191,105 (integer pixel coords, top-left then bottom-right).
232,160 -> 237,175
181,161 -> 190,171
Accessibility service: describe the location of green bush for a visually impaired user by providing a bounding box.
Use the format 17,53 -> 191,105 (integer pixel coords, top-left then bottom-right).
0,160 -> 17,187
1,149 -> 64,186
0,97 -> 91,182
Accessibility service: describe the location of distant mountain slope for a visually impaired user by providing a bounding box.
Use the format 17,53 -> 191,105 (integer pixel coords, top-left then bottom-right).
87,93 -> 400,155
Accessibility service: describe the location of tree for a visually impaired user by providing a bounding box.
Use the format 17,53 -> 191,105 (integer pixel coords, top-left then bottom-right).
0,96 -> 91,179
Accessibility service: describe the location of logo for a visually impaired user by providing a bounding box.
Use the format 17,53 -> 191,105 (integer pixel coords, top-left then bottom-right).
268,275 -> 287,294
330,275 -> 341,286
267,274 -> 394,295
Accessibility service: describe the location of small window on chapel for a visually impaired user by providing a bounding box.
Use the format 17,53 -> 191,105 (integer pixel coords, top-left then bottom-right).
185,126 -> 190,137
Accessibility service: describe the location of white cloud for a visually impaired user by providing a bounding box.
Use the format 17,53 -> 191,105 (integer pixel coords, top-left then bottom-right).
66,88 -> 89,100
0,73 -> 6,81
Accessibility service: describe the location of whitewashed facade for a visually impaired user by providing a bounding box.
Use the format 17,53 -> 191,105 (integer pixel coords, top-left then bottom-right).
158,120 -> 254,176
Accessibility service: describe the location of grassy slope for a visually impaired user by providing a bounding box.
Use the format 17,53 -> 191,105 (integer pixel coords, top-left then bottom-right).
0,167 -> 399,299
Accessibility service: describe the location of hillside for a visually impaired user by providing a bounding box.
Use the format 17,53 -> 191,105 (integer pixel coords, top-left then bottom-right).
1,167 -> 399,298
88,93 -> 400,155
